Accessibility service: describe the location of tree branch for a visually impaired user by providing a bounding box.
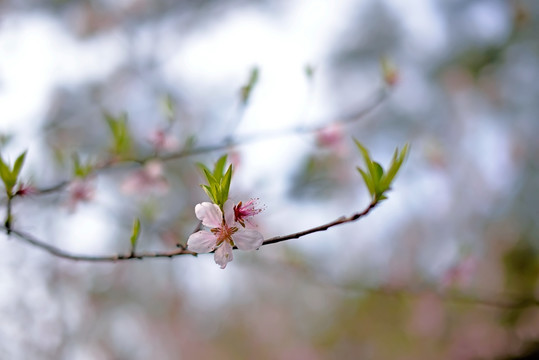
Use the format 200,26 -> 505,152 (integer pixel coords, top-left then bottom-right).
32,87 -> 389,196
1,201 -> 378,262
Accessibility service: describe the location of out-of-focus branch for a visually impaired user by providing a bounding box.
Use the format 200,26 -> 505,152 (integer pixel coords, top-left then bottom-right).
5,204 -> 539,310
246,251 -> 539,310
32,86 -> 389,195
1,201 -> 378,262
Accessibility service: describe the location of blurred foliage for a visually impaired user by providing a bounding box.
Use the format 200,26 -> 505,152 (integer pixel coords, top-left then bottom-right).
1,0 -> 539,359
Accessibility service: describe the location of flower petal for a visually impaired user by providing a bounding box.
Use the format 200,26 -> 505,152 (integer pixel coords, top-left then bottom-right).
223,199 -> 235,225
233,229 -> 263,251
214,241 -> 233,269
195,202 -> 222,228
187,231 -> 217,253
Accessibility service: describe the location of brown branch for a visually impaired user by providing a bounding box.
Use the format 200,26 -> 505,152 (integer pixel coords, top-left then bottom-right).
32,87 -> 389,196
260,201 -> 378,247
2,226 -> 197,262
362,285 -> 539,309
1,201 -> 378,262
4,205 -> 539,310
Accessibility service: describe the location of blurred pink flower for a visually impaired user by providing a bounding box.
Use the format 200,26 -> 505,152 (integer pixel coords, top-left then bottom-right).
441,256 -> 477,289
121,160 -> 169,195
316,124 -> 346,154
187,201 -> 263,269
148,129 -> 179,152
233,198 -> 263,228
67,178 -> 95,211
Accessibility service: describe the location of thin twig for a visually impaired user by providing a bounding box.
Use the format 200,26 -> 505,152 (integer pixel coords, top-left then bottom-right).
260,201 -> 378,247
1,201 -> 378,262
31,87 -> 389,196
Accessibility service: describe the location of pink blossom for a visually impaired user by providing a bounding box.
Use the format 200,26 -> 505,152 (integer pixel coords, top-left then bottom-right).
187,201 -> 263,269
233,199 -> 263,228
148,129 -> 179,152
441,256 -> 477,289
316,124 -> 346,154
67,178 -> 95,211
121,160 -> 169,195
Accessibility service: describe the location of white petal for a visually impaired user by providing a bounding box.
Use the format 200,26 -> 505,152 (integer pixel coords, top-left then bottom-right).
195,202 -> 222,228
233,229 -> 263,251
214,242 -> 233,269
223,199 -> 235,225
187,231 -> 217,253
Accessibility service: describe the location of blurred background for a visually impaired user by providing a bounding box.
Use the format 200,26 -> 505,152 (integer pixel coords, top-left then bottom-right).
1,0 -> 538,359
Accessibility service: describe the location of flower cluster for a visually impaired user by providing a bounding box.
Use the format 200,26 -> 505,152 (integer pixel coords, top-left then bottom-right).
187,200 -> 263,269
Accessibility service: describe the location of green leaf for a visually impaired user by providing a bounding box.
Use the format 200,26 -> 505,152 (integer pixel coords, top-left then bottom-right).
202,168 -> 217,187
354,139 -> 377,181
223,165 -> 233,200
357,167 -> 375,198
372,161 -> 384,196
196,162 -> 211,176
130,218 -> 141,249
201,185 -> 214,203
0,156 -> 11,191
72,153 -> 93,178
12,151 -> 27,179
355,140 -> 409,202
213,155 -> 228,180
240,66 -> 260,105
198,155 -> 234,207
105,112 -> 132,156
380,144 -> 410,191
372,161 -> 384,182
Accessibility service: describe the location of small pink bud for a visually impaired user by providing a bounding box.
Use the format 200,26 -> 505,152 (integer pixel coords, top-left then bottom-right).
15,183 -> 37,197
67,178 -> 95,211
148,129 -> 179,152
121,160 -> 169,195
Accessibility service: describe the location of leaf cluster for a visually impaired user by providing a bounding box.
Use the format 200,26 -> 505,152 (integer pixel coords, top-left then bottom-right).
72,153 -> 93,178
0,151 -> 27,198
105,112 -> 132,157
197,155 -> 233,209
355,139 -> 409,202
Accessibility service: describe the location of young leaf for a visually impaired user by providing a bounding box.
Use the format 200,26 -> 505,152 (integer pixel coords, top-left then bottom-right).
201,185 -> 214,203
240,66 -> 260,105
202,168 -> 217,187
105,112 -> 132,156
0,156 -> 12,192
72,153 -> 93,178
372,161 -> 384,182
213,155 -> 228,180
198,155 -> 234,208
354,139 -> 409,202
380,144 -> 410,191
222,165 -> 233,202
130,218 -> 141,250
196,162 -> 211,177
12,151 -> 27,179
357,167 -> 375,198
354,139 -> 377,182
